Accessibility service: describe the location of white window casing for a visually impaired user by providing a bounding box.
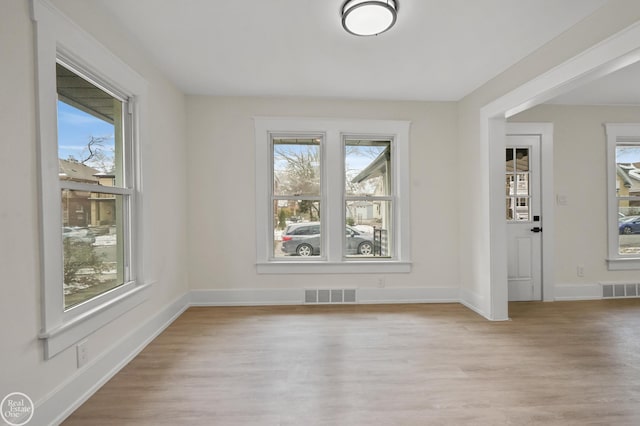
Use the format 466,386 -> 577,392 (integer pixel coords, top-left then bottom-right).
32,0 -> 150,359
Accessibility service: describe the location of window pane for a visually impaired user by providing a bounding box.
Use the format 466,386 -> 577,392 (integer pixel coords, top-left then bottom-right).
505,148 -> 514,172
515,148 -> 529,171
506,148 -> 529,172
57,63 -> 124,186
616,145 -> 640,199
273,200 -> 321,257
345,139 -> 391,196
345,200 -> 391,257
516,197 -> 530,221
506,197 -> 530,222
618,201 -> 640,255
506,175 -> 514,196
62,189 -> 125,309
273,138 -> 320,196
516,173 -> 529,195
506,198 -> 514,220
616,145 -> 640,166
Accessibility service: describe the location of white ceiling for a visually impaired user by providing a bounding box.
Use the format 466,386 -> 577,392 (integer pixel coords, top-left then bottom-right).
94,0 -> 609,101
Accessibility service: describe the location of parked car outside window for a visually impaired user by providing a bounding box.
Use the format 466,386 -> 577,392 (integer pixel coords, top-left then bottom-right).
62,227 -> 96,244
619,216 -> 640,235
280,222 -> 375,256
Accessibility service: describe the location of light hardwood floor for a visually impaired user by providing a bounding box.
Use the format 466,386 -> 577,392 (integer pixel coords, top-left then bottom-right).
63,300 -> 640,425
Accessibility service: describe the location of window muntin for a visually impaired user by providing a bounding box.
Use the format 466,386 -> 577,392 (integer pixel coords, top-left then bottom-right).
56,60 -> 132,309
345,139 -> 392,257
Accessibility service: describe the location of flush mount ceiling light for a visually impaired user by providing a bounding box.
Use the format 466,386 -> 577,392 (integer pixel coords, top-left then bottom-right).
341,0 -> 398,36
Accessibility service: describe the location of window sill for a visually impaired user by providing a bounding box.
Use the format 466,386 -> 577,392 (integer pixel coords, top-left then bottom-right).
257,261 -> 411,274
606,257 -> 640,271
38,282 -> 153,359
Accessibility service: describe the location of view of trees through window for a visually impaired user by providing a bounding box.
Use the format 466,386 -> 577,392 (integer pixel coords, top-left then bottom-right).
57,63 -> 126,308
271,136 -> 392,258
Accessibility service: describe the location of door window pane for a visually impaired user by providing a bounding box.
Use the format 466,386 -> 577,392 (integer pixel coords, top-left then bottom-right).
506,148 -> 531,221
515,148 -> 529,171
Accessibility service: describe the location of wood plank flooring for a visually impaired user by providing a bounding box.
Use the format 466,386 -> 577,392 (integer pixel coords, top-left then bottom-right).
63,300 -> 640,425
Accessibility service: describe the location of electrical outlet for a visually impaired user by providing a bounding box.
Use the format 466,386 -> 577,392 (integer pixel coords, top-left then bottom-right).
76,340 -> 89,368
577,265 -> 584,277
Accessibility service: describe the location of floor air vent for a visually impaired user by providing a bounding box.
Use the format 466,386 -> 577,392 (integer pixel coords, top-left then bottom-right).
602,283 -> 640,298
305,289 -> 357,304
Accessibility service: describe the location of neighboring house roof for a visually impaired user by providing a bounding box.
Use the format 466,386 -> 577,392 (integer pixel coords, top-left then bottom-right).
617,163 -> 640,195
59,159 -> 100,183
351,147 -> 390,184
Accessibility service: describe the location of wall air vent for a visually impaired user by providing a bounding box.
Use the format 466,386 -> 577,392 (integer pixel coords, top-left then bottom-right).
304,289 -> 357,304
602,283 -> 640,298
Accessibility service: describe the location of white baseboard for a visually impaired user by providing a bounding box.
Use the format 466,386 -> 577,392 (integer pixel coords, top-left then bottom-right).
38,292 -> 189,426
190,288 -> 304,306
190,287 -> 459,306
356,287 -> 459,304
554,283 -> 602,301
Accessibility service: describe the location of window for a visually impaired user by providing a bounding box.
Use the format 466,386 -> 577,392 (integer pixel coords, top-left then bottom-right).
57,61 -> 132,309
33,0 -> 149,358
255,117 -> 411,273
605,124 -> 640,270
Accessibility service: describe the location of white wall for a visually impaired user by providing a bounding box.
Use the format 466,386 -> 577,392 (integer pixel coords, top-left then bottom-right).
0,0 -> 188,417
511,104 -> 640,289
186,97 -> 460,294
457,0 -> 640,317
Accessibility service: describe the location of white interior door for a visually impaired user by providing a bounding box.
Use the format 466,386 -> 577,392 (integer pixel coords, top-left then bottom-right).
506,135 -> 542,301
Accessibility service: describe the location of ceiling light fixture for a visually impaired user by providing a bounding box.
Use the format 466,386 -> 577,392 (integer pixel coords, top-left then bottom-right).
341,0 -> 398,36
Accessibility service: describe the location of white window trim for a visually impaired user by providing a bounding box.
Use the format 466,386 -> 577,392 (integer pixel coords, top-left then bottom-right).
605,123 -> 640,271
32,0 -> 150,359
254,117 -> 411,274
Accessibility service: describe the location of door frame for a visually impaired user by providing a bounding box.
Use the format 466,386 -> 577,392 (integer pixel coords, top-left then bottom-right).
506,123 -> 554,303
482,21 -> 640,320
